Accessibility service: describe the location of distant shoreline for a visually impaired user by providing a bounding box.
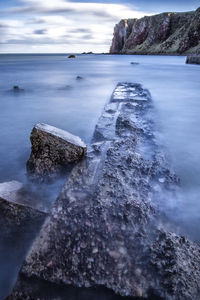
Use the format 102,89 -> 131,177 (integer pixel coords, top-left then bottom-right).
0,52 -> 187,56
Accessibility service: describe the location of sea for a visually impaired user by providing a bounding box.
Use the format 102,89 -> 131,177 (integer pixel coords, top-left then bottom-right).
0,53 -> 200,298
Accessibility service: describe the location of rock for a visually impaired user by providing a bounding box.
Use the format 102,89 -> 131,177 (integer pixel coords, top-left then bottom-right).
8,83 -> 200,299
0,180 -> 23,203
130,62 -> 139,65
27,123 -> 87,181
110,7 -> 200,54
186,54 -> 200,64
76,76 -> 83,80
0,181 -> 46,236
82,52 -> 93,54
68,54 -> 76,58
12,86 -> 24,92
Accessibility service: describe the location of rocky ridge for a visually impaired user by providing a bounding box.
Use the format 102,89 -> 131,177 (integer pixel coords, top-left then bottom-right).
8,83 -> 200,300
110,7 -> 200,55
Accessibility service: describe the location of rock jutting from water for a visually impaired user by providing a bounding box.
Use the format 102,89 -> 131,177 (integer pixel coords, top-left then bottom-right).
186,54 -> 200,64
12,86 -> 24,92
110,7 -> 200,54
26,123 -> 87,181
0,181 -> 46,237
8,83 -> 200,300
68,54 -> 76,58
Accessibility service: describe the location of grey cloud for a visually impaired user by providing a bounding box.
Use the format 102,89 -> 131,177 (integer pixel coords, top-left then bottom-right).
34,29 -> 47,35
1,35 -> 112,46
3,5 -> 119,22
0,24 -> 9,28
5,6 -> 74,15
70,28 -> 92,34
26,18 -> 46,24
82,34 -> 93,40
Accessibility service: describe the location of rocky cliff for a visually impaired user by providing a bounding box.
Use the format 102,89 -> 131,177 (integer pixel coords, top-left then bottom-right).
110,7 -> 200,55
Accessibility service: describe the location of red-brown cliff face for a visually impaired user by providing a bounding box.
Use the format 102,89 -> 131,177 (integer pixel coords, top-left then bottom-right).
110,7 -> 200,54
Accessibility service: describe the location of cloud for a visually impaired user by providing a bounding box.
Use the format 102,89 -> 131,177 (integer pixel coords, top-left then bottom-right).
34,29 -> 47,34
0,0 -> 153,53
70,28 -> 92,34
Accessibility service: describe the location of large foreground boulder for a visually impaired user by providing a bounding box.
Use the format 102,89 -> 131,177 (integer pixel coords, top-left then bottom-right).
0,181 -> 47,300
8,84 -> 200,300
27,123 -> 87,181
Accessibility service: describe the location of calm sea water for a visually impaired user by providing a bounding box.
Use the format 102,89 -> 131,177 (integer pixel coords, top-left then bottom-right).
0,54 -> 200,298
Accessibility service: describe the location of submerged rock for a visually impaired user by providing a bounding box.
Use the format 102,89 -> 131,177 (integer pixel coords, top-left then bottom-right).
76,76 -> 83,80
186,54 -> 200,64
68,54 -> 76,58
12,86 -> 24,92
27,123 -> 87,181
9,84 -> 200,300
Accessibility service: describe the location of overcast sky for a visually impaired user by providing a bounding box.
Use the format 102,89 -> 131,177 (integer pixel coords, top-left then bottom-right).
0,0 -> 199,53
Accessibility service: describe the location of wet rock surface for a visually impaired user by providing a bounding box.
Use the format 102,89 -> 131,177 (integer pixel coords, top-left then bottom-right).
186,54 -> 200,64
27,123 -> 87,181
0,182 -> 47,300
0,180 -> 46,237
8,83 -> 200,300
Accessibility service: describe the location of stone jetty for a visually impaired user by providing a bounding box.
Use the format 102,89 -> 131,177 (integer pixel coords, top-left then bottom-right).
8,83 -> 200,300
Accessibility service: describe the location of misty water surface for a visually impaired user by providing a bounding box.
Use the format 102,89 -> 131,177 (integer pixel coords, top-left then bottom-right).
0,54 -> 200,298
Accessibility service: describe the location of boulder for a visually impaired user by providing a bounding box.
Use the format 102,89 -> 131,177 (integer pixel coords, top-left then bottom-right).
186,54 -> 200,64
0,181 -> 47,300
0,181 -> 46,235
8,83 -> 200,300
26,123 -> 87,181
68,54 -> 76,58
0,180 -> 23,203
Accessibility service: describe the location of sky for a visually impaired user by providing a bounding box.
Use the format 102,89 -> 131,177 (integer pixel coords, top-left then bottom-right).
0,0 -> 199,53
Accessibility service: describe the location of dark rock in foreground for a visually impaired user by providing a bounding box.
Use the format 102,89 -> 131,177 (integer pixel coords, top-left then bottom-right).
27,123 -> 87,181
110,7 -> 200,54
9,84 -> 200,300
0,181 -> 46,236
68,54 -> 76,58
186,54 -> 200,64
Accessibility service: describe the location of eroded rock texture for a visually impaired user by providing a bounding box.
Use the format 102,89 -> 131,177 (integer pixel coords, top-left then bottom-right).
110,7 -> 200,54
0,181 -> 46,237
27,123 -> 87,181
8,84 -> 200,300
